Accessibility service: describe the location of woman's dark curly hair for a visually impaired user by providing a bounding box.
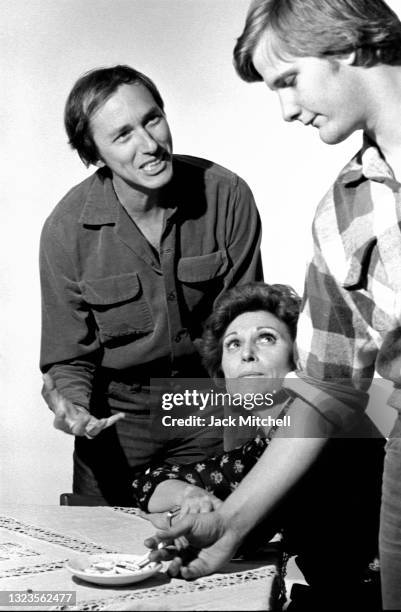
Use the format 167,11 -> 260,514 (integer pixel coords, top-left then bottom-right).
201,282 -> 301,379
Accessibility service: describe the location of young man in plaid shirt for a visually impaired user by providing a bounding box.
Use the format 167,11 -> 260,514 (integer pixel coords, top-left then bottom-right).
148,1 -> 401,608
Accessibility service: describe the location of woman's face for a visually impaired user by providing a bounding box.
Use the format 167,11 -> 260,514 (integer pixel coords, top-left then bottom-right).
221,310 -> 294,396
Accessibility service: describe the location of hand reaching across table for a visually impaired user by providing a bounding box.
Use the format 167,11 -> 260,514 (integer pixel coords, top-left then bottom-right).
144,511 -> 241,579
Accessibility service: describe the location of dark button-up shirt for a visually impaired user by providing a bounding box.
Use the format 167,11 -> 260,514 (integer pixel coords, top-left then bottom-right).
40,155 -> 263,410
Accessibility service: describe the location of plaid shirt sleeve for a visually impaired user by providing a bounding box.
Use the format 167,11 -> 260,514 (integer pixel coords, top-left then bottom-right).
284,192 -> 376,430
283,141 -> 401,429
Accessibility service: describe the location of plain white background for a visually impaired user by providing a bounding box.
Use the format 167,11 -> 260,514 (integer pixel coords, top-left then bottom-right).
2,0 -> 399,504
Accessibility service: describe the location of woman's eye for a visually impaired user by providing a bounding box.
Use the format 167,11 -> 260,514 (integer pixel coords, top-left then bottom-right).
225,339 -> 240,351
258,333 -> 276,344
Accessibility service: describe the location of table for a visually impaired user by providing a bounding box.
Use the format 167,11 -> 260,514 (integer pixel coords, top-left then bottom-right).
0,505 -> 284,611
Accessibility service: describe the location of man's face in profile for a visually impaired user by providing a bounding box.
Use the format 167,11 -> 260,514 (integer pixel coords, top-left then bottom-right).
90,82 -> 173,191
252,32 -> 367,145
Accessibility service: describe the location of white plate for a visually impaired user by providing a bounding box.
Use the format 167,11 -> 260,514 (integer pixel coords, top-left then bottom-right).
65,553 -> 162,586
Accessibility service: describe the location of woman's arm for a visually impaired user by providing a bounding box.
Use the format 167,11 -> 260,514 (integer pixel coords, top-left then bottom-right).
148,480 -> 222,515
133,462 -> 224,514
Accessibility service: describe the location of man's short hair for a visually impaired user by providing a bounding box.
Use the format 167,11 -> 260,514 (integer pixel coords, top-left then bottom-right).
201,282 -> 301,379
64,65 -> 165,166
234,0 -> 401,82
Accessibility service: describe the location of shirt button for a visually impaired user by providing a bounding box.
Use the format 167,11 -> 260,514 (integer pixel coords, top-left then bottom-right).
167,291 -> 176,302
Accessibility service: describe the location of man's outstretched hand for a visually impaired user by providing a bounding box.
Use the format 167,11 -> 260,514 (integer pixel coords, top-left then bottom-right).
42,373 -> 124,438
144,511 -> 242,579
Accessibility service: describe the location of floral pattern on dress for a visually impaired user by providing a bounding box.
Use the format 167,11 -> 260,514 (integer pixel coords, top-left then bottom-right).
131,431 -> 274,511
210,471 -> 223,484
233,460 -> 244,474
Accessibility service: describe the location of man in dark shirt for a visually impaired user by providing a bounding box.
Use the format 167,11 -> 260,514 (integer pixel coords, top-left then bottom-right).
40,65 -> 263,505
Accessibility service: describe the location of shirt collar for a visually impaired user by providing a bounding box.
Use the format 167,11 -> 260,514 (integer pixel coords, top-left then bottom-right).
79,169 -> 119,225
340,134 -> 397,186
78,168 -> 179,226
339,135 -> 399,288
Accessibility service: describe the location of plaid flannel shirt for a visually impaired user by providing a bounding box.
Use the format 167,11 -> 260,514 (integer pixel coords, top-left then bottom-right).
284,137 -> 401,428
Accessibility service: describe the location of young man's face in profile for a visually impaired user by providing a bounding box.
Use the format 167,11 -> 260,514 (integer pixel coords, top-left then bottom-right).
252,32 -> 367,145
90,82 -> 173,191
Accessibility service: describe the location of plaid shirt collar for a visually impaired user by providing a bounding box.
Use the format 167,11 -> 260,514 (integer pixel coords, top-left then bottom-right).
340,135 -> 397,186
327,136 -> 401,289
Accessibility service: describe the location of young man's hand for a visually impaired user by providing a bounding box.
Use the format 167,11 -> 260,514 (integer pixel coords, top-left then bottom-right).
42,373 -> 124,438
144,511 -> 241,579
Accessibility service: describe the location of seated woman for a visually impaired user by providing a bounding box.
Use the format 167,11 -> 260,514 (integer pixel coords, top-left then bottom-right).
132,282 -> 299,515
134,283 -> 385,595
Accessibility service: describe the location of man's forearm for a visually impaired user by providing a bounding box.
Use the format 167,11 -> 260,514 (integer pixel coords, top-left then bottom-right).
218,436 -> 327,538
217,399 -> 331,538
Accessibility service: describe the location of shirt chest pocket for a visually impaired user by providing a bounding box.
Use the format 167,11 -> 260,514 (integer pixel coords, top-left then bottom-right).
177,250 -> 229,312
80,273 -> 153,345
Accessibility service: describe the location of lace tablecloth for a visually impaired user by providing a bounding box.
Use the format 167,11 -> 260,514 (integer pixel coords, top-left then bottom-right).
0,505 -> 283,611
